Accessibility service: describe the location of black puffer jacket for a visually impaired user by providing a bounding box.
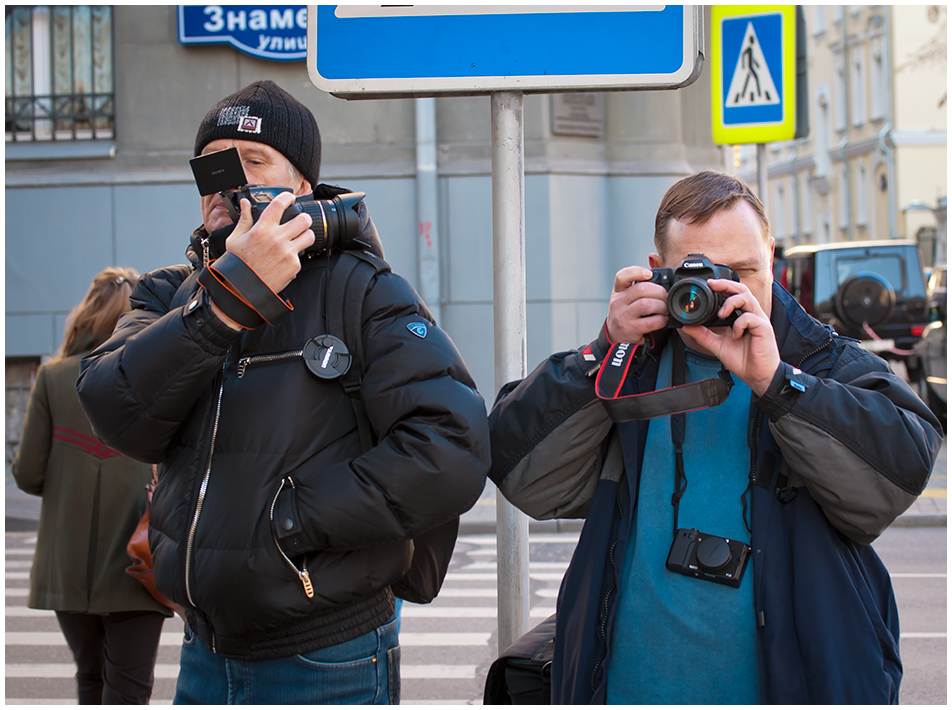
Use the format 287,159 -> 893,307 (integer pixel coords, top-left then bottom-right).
78,195 -> 490,658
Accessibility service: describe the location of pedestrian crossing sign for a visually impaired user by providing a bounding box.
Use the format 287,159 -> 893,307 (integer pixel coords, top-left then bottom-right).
711,6 -> 796,145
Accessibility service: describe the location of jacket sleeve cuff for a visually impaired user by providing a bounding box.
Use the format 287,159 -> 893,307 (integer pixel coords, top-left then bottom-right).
181,289 -> 242,355
754,361 -> 810,422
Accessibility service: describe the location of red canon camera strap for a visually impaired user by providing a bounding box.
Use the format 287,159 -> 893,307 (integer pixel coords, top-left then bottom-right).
595,336 -> 734,421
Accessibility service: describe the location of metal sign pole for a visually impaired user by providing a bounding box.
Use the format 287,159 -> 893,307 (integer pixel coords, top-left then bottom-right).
756,143 -> 769,216
491,91 -> 530,653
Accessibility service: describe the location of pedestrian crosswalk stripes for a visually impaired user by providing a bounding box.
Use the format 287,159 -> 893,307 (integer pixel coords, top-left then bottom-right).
6,531 -> 578,704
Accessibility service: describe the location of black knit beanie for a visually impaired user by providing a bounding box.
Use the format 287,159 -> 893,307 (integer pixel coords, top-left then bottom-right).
194,80 -> 321,189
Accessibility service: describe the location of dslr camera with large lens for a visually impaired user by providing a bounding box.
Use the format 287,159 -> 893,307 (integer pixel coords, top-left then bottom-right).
643,253 -> 743,328
189,146 -> 365,256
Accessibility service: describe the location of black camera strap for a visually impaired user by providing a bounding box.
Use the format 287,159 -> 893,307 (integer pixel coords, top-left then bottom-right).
596,335 -> 734,421
670,337 -> 689,537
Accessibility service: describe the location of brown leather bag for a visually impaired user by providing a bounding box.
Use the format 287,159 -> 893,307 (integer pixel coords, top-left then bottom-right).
126,468 -> 184,615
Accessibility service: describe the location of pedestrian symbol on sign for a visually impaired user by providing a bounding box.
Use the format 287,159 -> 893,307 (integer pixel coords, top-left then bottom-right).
725,22 -> 779,108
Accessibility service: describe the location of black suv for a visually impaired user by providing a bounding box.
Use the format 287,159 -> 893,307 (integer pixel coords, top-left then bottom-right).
776,240 -> 930,370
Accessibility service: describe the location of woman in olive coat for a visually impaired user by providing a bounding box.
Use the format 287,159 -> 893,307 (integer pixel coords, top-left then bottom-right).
13,267 -> 172,705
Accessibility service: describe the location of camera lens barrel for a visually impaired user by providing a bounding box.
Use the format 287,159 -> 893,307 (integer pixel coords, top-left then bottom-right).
291,192 -> 364,254
667,277 -> 720,326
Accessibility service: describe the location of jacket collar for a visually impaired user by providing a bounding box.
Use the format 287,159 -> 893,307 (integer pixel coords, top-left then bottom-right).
769,282 -> 837,369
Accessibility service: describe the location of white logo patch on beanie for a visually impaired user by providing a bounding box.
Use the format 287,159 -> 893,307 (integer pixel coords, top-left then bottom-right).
237,116 -> 262,134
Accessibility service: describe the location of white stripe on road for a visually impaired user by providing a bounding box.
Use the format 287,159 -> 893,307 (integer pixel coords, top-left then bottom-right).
401,605 -> 555,619
461,561 -> 568,570
401,665 -> 477,679
5,607 -> 53,617
6,632 -> 184,646
7,630 -> 491,648
891,573 -> 947,578
432,588 -> 497,597
6,663 -> 182,678
5,662 -> 477,680
443,571 -> 565,582
901,632 -> 946,638
400,632 -> 491,646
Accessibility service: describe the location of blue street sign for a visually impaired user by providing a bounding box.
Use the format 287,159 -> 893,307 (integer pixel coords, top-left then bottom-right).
177,6 -> 307,62
711,6 -> 796,144
307,6 -> 702,98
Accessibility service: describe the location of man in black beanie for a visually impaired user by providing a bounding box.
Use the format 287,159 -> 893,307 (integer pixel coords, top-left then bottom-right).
77,80 -> 490,704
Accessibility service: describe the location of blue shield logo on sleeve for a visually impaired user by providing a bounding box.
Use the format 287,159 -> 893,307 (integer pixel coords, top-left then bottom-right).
407,322 -> 428,339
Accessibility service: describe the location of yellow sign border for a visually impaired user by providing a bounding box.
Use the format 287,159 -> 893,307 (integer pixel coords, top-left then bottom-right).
711,5 -> 796,145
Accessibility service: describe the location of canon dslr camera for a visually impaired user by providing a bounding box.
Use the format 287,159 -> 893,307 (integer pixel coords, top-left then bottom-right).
643,254 -> 743,328
189,147 -> 365,255
665,527 -> 750,588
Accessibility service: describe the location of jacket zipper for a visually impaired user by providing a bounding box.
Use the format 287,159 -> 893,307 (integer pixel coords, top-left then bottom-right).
184,364 -> 225,653
795,337 -> 833,369
237,350 -> 303,379
269,477 -> 314,598
591,488 -> 625,693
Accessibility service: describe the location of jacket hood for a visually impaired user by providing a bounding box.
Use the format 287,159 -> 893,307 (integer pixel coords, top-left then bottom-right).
187,184 -> 385,267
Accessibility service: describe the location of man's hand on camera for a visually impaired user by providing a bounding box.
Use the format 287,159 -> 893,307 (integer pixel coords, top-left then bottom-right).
606,265 -> 669,345
225,192 -> 315,293
206,193 -> 315,331
681,278 -> 780,397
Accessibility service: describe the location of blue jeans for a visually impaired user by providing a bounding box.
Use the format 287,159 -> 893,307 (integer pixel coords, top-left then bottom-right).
173,615 -> 400,704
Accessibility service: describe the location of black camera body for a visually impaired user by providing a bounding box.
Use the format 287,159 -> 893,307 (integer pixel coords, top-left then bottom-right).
644,254 -> 743,328
189,147 -> 365,256
665,527 -> 750,588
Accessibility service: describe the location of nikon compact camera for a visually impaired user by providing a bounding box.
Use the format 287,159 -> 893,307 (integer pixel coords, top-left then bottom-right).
642,254 -> 743,328
190,147 -> 364,255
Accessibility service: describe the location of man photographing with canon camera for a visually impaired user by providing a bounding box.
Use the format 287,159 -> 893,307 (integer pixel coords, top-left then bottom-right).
488,170 -> 942,704
78,80 -> 490,704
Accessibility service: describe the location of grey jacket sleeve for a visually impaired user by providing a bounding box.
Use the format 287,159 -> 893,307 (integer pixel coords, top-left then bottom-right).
489,332 -> 617,520
755,343 -> 943,544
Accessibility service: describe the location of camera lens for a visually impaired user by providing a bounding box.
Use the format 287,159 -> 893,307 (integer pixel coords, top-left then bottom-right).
696,536 -> 732,572
667,277 -> 716,326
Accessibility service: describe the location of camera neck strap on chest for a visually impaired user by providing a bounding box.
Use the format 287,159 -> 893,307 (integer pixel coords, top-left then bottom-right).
596,333 -> 734,422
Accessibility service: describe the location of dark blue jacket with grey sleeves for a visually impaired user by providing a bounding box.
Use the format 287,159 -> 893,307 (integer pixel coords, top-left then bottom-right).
488,282 -> 942,704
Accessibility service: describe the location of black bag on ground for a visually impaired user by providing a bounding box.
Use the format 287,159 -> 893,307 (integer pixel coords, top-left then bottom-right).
483,613 -> 556,704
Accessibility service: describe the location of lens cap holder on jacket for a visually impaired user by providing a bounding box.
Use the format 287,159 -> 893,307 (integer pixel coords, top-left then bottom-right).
303,335 -> 352,379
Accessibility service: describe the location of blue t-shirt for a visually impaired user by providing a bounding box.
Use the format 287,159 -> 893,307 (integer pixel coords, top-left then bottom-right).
605,342 -> 761,704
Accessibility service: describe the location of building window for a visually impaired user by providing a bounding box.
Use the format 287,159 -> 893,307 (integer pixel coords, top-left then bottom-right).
5,6 -> 114,142
856,161 -> 868,227
838,164 -> 850,230
812,6 -> 827,37
815,84 -> 833,177
774,182 -> 787,239
801,173 -> 813,237
851,52 -> 865,127
834,55 -> 847,132
870,38 -> 885,120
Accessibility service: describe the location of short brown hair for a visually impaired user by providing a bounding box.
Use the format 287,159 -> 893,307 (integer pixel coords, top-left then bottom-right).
654,171 -> 770,259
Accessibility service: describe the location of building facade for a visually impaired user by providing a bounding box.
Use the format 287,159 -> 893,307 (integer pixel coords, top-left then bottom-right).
733,5 -> 947,264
